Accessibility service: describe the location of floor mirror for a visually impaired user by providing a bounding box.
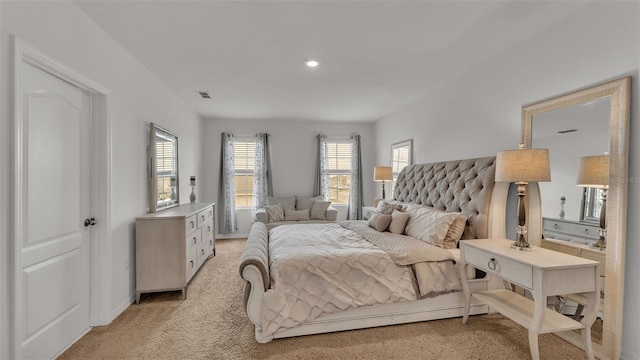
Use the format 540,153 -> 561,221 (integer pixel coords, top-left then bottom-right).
522,77 -> 630,360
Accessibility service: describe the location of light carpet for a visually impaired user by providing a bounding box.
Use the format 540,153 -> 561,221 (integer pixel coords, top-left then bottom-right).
60,238 -> 590,359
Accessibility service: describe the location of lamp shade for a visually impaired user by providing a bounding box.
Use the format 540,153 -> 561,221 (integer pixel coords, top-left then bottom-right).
374,166 -> 392,181
495,147 -> 551,183
576,155 -> 609,188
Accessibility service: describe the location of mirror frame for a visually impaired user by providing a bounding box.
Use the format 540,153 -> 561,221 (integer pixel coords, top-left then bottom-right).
149,123 -> 180,213
522,76 -> 630,360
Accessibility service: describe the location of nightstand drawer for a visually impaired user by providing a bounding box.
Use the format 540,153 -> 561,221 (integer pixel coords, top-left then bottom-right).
463,245 -> 533,289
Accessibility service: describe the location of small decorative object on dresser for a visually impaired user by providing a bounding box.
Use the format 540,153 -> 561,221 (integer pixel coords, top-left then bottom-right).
190,176 -> 196,203
135,202 -> 215,303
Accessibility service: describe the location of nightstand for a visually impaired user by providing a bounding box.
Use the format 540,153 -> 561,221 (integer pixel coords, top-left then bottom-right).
459,238 -> 599,360
362,206 -> 376,220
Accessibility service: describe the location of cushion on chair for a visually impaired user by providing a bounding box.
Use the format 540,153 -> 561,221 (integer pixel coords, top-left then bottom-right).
267,196 -> 296,211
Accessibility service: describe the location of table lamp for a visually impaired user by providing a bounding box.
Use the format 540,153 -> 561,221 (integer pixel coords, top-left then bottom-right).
496,144 -> 551,250
374,166 -> 393,200
576,155 -> 609,249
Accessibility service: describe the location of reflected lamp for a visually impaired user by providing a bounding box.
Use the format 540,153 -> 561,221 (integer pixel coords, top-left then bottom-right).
576,155 -> 609,249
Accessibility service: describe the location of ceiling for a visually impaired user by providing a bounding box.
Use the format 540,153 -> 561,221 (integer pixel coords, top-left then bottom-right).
75,1 -> 590,122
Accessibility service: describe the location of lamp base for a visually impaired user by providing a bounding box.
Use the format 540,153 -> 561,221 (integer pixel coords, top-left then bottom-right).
511,225 -> 531,251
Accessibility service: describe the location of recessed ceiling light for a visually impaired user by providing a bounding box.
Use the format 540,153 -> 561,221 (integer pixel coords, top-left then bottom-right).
305,60 -> 319,68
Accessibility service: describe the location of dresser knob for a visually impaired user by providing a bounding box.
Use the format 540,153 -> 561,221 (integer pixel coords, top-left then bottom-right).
190,260 -> 194,268
201,249 -> 205,255
583,228 -> 589,234
488,258 -> 497,271
553,224 -> 559,229
193,237 -> 197,245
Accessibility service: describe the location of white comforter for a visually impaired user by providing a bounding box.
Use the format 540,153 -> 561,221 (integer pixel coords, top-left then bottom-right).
261,222 -> 459,337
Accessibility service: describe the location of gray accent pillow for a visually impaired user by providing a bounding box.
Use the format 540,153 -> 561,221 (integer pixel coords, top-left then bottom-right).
388,210 -> 410,234
310,200 -> 331,220
368,213 -> 392,232
267,196 -> 295,211
296,196 -> 322,210
264,204 -> 284,223
284,209 -> 310,221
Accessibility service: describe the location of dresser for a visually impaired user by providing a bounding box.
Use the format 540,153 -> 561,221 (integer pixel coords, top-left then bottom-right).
460,238 -> 599,360
135,202 -> 215,303
542,217 -> 600,245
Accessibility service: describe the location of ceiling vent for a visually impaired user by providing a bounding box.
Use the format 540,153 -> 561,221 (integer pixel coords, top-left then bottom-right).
557,129 -> 578,134
198,91 -> 211,99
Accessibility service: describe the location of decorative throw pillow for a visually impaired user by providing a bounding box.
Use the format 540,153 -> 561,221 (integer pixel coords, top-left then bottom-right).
388,209 -> 411,234
264,204 -> 284,223
310,200 -> 331,220
368,213 -> 392,232
267,196 -> 296,211
375,200 -> 403,215
404,206 -> 460,247
296,196 -> 322,211
443,216 -> 468,249
284,209 -> 310,221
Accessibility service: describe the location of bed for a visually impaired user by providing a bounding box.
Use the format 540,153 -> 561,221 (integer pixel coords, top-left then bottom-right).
239,156 -> 509,343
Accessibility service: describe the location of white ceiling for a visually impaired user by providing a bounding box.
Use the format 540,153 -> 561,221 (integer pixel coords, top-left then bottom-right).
75,1 -> 590,122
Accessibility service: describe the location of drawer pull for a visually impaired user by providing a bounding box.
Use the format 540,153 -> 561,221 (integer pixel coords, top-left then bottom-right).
190,260 -> 194,268
488,258 -> 497,271
193,237 -> 197,245
209,210 -> 213,216
190,221 -> 195,228
207,226 -> 211,232
201,249 -> 205,256
201,215 -> 205,222
583,228 -> 589,234
209,240 -> 213,246
553,224 -> 559,229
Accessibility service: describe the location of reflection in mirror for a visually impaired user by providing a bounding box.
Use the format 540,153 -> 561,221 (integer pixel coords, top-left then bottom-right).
522,77 -> 630,360
533,97 -> 609,233
149,123 -> 179,213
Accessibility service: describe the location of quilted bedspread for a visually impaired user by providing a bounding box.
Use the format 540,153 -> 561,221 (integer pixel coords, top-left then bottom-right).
261,222 -> 458,337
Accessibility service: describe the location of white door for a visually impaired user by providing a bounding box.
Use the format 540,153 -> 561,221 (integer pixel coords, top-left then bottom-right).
18,62 -> 92,359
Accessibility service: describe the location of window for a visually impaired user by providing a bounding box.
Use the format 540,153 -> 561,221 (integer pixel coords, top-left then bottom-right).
326,140 -> 351,204
234,137 -> 255,207
581,187 -> 605,222
391,140 -> 412,194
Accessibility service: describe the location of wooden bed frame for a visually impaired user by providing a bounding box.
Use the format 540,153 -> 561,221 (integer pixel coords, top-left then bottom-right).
240,157 -> 509,343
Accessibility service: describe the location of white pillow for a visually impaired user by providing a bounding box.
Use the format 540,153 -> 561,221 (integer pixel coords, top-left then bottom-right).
267,196 -> 296,211
296,196 -> 322,210
368,213 -> 392,232
284,209 -> 310,221
388,210 -> 411,234
404,205 -> 459,247
310,200 -> 331,220
264,204 -> 284,223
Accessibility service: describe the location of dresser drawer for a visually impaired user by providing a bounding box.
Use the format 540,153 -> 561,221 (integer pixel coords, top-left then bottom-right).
463,245 -> 533,289
202,221 -> 214,238
186,214 -> 198,235
197,206 -> 214,228
187,229 -> 201,251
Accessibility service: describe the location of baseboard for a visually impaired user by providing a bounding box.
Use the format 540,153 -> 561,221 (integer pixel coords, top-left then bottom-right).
111,295 -> 135,321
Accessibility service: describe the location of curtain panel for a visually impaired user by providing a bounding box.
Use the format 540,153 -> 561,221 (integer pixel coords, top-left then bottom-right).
218,132 -> 237,234
348,134 -> 363,220
313,134 -> 329,200
252,133 -> 273,217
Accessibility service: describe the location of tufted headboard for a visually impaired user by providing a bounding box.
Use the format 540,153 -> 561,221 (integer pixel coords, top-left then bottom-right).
393,156 -> 507,240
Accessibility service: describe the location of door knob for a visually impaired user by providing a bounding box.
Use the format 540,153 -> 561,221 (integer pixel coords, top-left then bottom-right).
84,218 -> 96,227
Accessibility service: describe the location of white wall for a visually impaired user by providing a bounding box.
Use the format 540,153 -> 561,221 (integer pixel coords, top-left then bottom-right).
0,2 -> 203,356
202,118 -> 376,237
375,2 -> 639,358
